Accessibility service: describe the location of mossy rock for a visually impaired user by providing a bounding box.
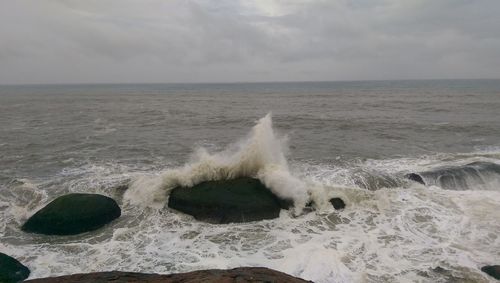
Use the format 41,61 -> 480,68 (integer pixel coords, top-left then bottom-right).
168,177 -> 289,224
22,193 -> 121,235
0,253 -> 30,283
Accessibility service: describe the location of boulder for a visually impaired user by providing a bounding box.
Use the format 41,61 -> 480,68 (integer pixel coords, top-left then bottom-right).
329,197 -> 346,210
22,193 -> 121,235
168,177 -> 289,224
24,267 -> 312,283
481,265 -> 500,280
0,253 -> 30,283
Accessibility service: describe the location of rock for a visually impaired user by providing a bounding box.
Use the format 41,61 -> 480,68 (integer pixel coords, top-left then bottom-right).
168,177 -> 289,224
329,197 -> 345,210
405,173 -> 425,185
22,193 -> 121,235
481,265 -> 500,280
0,253 -> 30,283
24,267 -> 312,283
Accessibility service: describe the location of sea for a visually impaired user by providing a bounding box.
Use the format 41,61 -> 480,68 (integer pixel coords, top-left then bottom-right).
1,80 -> 499,282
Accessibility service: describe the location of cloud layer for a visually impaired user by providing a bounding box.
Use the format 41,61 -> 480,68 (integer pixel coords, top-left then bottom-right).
1,0 -> 499,84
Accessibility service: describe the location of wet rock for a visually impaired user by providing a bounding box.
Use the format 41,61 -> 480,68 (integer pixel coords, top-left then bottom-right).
481,265 -> 500,280
405,173 -> 425,185
22,193 -> 121,235
24,267 -> 312,283
329,197 -> 346,210
168,177 -> 289,224
0,253 -> 30,283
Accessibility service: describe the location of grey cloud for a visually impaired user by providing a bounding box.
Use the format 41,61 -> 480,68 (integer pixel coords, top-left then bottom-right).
0,0 -> 499,84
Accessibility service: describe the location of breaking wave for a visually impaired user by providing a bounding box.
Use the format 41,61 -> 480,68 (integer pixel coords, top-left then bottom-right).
408,161 -> 500,191
124,114 -> 313,214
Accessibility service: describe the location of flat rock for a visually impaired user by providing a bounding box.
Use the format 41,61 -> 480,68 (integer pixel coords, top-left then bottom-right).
0,252 -> 30,283
22,193 -> 121,235
24,267 -> 313,283
168,177 -> 289,224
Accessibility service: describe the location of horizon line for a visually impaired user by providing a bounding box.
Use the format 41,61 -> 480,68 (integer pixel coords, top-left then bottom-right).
1,77 -> 500,87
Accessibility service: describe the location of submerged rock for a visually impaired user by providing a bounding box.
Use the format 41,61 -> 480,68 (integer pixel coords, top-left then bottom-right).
22,193 -> 121,235
405,173 -> 425,185
24,267 -> 312,283
405,161 -> 500,190
168,177 -> 289,224
329,197 -> 346,210
481,265 -> 500,280
0,253 -> 30,283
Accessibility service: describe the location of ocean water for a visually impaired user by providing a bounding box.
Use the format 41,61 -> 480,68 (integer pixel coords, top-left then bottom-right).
1,80 -> 499,282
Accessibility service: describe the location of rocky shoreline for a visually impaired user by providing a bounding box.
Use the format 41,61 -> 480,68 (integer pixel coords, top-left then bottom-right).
3,171 -> 499,282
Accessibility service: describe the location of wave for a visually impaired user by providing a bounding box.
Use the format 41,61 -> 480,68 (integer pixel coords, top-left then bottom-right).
124,114 -> 312,214
407,161 -> 500,190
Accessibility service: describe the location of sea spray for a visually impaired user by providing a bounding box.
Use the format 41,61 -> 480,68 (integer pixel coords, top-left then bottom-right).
124,114 -> 311,214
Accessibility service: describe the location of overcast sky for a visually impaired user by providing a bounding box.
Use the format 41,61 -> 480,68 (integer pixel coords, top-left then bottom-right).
1,0 -> 500,84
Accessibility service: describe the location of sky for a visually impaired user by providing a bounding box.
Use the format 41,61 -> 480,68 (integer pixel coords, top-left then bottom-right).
1,0 -> 500,84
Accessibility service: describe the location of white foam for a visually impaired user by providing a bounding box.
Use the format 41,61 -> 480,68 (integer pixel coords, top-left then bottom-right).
2,159 -> 500,282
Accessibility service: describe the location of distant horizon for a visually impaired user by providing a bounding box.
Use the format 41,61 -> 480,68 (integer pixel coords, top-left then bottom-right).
2,77 -> 500,87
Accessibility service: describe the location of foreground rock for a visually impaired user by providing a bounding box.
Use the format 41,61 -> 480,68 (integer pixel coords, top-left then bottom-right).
25,267 -> 312,283
405,161 -> 500,190
481,265 -> 500,280
22,193 -> 121,235
168,177 -> 290,224
0,253 -> 30,283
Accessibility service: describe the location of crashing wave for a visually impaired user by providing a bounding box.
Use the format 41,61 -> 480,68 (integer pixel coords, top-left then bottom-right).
124,114 -> 313,215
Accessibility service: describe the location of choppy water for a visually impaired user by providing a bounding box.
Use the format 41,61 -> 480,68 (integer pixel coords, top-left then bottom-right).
1,80 -> 500,282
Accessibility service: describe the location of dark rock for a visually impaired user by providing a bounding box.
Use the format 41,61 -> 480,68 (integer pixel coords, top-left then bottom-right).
0,253 -> 30,283
22,193 -> 121,235
405,173 -> 425,185
481,265 -> 500,280
168,177 -> 289,224
404,162 -> 500,190
329,198 -> 345,210
24,267 -> 312,283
